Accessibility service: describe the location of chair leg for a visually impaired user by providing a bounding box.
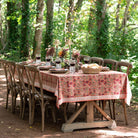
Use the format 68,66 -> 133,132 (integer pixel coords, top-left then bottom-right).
101,100 -> 106,120
31,98 -> 35,125
51,104 -> 56,123
63,103 -> 67,122
22,97 -> 26,119
41,105 -> 45,132
112,100 -> 116,120
19,93 -> 23,118
75,102 -> 78,111
29,95 -> 32,125
11,94 -> 15,113
29,96 -> 35,125
6,89 -> 9,109
122,99 -> 128,125
108,100 -> 113,119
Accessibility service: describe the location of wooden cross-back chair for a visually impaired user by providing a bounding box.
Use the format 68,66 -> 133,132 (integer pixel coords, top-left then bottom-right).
0,59 -> 5,68
100,59 -> 118,119
16,63 -> 30,119
79,55 -> 91,63
103,59 -> 118,70
112,61 -> 132,125
25,65 -> 56,132
1,60 -> 19,113
6,61 -> 20,113
0,60 -> 10,109
116,61 -> 132,75
90,57 -> 104,66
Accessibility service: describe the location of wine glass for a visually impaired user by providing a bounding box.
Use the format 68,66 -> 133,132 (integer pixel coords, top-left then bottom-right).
45,56 -> 51,66
84,56 -> 90,64
69,59 -> 76,73
36,54 -> 41,63
55,58 -> 61,69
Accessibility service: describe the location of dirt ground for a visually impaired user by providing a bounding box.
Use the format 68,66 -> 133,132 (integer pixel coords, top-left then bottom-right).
0,67 -> 138,138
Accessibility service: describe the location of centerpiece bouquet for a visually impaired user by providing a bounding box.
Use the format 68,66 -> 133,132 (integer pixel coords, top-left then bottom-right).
45,45 -> 55,57
45,45 -> 55,66
72,49 -> 80,62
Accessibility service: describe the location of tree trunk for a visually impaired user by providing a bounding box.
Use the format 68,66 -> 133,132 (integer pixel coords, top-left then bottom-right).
121,0 -> 131,31
115,0 -> 121,30
44,0 -> 54,54
0,2 -> 3,50
95,0 -> 109,58
88,3 -> 95,33
66,0 -> 83,40
67,0 -> 74,36
32,0 -> 44,59
20,0 -> 30,59
120,0 -> 131,55
6,2 -> 18,51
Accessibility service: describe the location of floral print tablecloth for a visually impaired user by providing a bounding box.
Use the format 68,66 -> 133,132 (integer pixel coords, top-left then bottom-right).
40,70 -> 132,108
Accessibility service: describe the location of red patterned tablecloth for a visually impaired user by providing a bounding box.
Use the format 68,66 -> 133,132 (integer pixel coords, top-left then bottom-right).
36,70 -> 132,108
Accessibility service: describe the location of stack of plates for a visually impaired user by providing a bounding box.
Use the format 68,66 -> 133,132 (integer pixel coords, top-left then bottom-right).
49,69 -> 68,73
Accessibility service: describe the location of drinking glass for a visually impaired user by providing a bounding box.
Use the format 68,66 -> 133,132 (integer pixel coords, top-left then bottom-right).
36,54 -> 41,63
55,58 -> 61,69
69,59 -> 76,73
45,56 -> 51,66
84,56 -> 90,64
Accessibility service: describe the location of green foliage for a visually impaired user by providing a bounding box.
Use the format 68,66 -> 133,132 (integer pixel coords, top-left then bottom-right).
20,0 -> 30,58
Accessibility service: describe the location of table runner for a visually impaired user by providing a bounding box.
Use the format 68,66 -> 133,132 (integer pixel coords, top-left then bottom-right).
38,70 -> 132,108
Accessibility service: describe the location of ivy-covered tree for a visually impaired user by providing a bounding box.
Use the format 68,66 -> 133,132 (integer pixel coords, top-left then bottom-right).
95,0 -> 109,58
32,0 -> 44,59
43,0 -> 54,58
20,0 -> 30,59
6,1 -> 19,51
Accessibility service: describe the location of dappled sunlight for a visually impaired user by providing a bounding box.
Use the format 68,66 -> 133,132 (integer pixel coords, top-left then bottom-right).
94,128 -> 138,137
41,134 -> 64,137
0,98 -> 4,101
0,83 -> 6,87
0,74 -> 6,81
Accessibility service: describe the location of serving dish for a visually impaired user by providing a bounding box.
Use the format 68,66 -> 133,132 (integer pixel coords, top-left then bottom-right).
49,69 -> 68,73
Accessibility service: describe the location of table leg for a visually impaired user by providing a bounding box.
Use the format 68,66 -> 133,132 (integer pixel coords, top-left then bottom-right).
61,101 -> 116,133
87,101 -> 94,122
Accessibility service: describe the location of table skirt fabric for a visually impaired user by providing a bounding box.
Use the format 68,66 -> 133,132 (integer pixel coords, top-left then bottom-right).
36,70 -> 132,108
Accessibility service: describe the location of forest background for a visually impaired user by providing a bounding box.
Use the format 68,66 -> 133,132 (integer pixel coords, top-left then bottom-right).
0,0 -> 137,102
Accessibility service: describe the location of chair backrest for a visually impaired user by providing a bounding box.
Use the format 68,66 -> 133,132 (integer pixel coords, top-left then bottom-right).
0,59 -> 7,77
79,55 -> 90,63
103,59 -> 118,70
4,61 -> 17,90
0,59 -> 5,68
16,63 -> 27,90
90,57 -> 104,66
116,61 -> 132,75
0,60 -> 9,86
25,65 -> 43,98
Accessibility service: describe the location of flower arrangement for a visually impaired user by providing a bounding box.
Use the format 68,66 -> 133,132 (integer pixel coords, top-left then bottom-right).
72,49 -> 80,60
58,48 -> 68,58
45,45 -> 55,57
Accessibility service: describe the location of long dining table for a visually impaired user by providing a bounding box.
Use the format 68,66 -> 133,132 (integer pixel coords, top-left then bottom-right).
19,66 -> 132,132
